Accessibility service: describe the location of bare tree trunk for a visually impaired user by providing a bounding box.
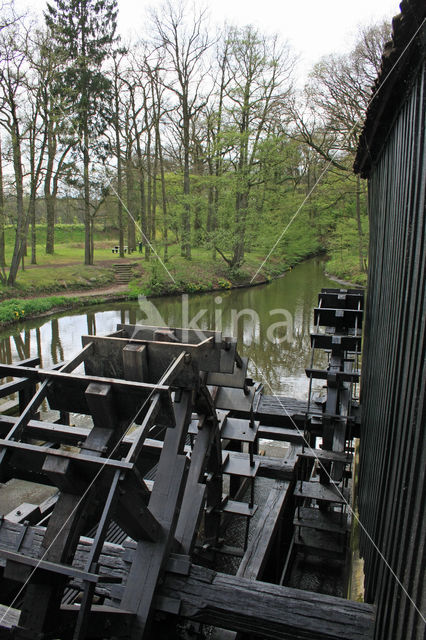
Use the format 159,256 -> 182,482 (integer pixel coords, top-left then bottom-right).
113,71 -> 124,259
145,111 -> 152,260
126,158 -> 136,252
83,121 -> 92,265
8,112 -> 26,286
152,131 -> 158,243
30,198 -> 36,264
0,139 -> 5,268
45,121 -> 56,254
181,109 -> 191,259
232,190 -> 248,267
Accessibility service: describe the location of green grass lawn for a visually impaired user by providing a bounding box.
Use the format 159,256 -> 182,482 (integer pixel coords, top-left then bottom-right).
0,236 -> 295,301
0,218 -> 327,305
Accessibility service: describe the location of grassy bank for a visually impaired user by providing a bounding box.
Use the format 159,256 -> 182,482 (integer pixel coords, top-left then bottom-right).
0,296 -> 82,326
1,223 -> 356,327
0,239 -> 318,327
325,216 -> 368,287
325,253 -> 367,287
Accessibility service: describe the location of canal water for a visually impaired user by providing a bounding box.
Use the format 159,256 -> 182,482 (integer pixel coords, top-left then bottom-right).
0,258 -> 336,399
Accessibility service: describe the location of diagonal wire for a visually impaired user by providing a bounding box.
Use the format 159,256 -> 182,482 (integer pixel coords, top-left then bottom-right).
250,16 -> 426,283
250,358 -> 425,623
0,353 -> 179,626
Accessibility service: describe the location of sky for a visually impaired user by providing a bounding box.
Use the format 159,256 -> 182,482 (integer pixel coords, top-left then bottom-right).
14,0 -> 401,78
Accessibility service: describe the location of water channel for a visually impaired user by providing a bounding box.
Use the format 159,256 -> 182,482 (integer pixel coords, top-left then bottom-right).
0,258 -> 337,399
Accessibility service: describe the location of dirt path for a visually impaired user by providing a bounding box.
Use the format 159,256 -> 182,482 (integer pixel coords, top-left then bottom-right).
22,258 -> 138,269
48,283 -> 130,299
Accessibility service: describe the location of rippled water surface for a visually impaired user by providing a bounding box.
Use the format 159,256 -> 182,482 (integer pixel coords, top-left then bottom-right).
0,258 -> 337,398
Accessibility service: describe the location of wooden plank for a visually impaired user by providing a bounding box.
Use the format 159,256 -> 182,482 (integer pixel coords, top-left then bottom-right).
120,391 -> 192,639
310,333 -> 362,352
294,507 -> 348,534
314,308 -> 363,329
258,425 -> 304,443
223,500 -> 257,517
207,357 -> 248,388
256,395 -> 322,422
223,450 -> 295,480
0,378 -> 31,400
294,528 -> 345,556
115,469 -> 160,542
0,365 -> 174,426
317,292 -> 364,310
1,548 -> 107,584
298,449 -> 352,463
238,479 -> 292,581
294,481 -> 348,504
305,369 -> 360,383
0,439 -> 134,474
118,326 -> 237,375
159,564 -> 374,640
221,417 -> 259,443
222,454 -> 259,478
214,386 -> 255,412
117,324 -> 220,345
174,416 -> 215,553
122,344 -> 148,382
81,334 -> 223,378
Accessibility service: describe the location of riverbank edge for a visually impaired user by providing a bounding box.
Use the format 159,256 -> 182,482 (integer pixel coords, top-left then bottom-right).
0,272 -> 276,329
0,257 -> 364,330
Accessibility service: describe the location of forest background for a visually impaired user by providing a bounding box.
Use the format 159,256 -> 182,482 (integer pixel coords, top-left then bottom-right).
0,0 -> 391,304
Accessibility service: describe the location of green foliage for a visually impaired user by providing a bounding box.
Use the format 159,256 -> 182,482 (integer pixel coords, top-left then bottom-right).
0,296 -> 77,325
45,0 -> 118,140
325,214 -> 369,285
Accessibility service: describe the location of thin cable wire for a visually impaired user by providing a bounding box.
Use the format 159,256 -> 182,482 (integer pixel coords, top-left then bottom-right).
0,354 -> 179,625
250,17 -> 426,283
250,360 -> 425,623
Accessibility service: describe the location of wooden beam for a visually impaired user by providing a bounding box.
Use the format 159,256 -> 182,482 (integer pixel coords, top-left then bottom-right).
81,333 -> 223,379
121,391 -> 192,639
0,365 -> 174,426
0,523 -> 373,640
237,479 -> 293,581
159,564 -> 374,640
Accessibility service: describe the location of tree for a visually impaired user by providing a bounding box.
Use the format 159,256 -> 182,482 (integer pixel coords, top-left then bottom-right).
152,0 -> 210,259
45,0 -> 118,265
0,19 -> 29,285
289,21 -> 391,273
221,26 -> 294,267
35,28 -> 74,255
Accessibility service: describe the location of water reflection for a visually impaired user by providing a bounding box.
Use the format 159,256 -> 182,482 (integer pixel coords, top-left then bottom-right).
0,258 -> 336,398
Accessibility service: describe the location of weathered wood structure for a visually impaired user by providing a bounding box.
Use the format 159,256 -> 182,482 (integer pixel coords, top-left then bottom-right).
0,2 -> 424,636
354,1 -> 426,638
0,288 -> 371,639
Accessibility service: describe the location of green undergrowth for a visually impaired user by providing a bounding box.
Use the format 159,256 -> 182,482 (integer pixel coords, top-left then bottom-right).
0,295 -> 114,327
325,215 -> 368,287
326,254 -> 367,286
126,248 -> 307,298
0,296 -> 78,326
0,234 -> 324,327
0,265 -> 115,300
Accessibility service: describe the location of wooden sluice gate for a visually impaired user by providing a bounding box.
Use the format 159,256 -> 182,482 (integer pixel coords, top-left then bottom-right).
0,289 -> 373,640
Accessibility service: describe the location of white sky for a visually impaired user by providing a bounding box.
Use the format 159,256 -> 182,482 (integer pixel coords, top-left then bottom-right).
14,0 -> 401,78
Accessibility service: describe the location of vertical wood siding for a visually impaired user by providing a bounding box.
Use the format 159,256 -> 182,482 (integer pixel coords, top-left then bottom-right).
359,61 -> 425,640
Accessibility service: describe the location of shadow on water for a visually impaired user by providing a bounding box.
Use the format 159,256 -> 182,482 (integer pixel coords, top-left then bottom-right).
0,258 -> 337,397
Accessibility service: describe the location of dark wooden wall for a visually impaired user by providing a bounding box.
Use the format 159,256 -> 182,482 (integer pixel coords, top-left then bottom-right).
358,60 -> 425,639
